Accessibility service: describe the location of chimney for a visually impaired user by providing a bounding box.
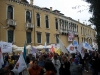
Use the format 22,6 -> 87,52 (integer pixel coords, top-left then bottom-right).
83,22 -> 84,24
30,0 -> 33,5
50,7 -> 52,11
78,19 -> 80,22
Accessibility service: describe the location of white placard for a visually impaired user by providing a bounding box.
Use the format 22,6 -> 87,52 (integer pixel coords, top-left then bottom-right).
0,42 -> 12,53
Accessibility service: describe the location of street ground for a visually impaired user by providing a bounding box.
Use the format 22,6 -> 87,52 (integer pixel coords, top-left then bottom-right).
83,70 -> 92,75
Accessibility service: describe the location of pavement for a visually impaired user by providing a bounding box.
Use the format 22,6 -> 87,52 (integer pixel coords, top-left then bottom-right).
83,70 -> 92,75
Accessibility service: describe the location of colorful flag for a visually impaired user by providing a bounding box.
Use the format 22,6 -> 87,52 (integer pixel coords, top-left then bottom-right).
50,46 -> 54,53
54,48 -> 61,55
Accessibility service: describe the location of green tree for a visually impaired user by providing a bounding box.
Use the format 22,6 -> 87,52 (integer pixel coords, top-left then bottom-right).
84,0 -> 100,53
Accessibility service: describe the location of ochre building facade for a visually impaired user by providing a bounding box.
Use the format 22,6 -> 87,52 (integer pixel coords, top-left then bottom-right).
0,0 -> 96,47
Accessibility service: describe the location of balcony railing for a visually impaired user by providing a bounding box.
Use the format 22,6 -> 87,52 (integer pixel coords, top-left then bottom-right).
26,23 -> 33,29
86,35 -> 91,38
7,19 -> 16,26
59,28 -> 68,33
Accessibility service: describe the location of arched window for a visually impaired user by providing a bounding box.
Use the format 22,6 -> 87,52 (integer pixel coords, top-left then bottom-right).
7,6 -> 13,19
45,15 -> 49,28
36,13 -> 40,27
26,11 -> 31,23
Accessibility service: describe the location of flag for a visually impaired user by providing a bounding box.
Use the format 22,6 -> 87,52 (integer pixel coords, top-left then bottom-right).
73,40 -> 78,47
58,37 -> 68,53
14,54 -> 27,73
67,43 -> 76,53
23,42 -> 26,60
0,47 -> 4,69
50,46 -> 54,53
77,43 -> 85,59
30,46 -> 37,58
54,48 -> 61,55
83,42 -> 92,50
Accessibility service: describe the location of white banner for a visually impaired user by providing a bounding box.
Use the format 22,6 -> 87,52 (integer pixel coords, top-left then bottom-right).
67,43 -> 76,53
77,43 -> 85,59
0,42 -> 12,53
68,32 -> 74,41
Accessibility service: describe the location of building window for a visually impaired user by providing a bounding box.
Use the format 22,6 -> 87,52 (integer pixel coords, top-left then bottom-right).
37,32 -> 41,43
55,18 -> 58,30
46,33 -> 50,43
67,22 -> 68,30
45,15 -> 49,28
26,32 -> 31,43
77,25 -> 78,32
65,21 -> 66,30
59,19 -> 61,29
36,13 -> 40,27
26,11 -> 31,23
62,20 -> 64,30
7,6 -> 13,19
56,34 -> 59,43
82,38 -> 83,42
81,27 -> 82,34
8,30 -> 14,43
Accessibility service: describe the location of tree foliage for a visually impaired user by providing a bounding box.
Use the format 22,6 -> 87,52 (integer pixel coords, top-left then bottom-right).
84,0 -> 100,53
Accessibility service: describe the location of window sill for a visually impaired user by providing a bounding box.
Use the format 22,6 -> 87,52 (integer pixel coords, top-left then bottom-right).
56,29 -> 59,31
46,28 -> 50,30
37,26 -> 41,28
37,43 -> 42,44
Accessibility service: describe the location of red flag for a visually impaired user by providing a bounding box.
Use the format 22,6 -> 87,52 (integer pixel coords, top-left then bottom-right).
50,46 -> 54,53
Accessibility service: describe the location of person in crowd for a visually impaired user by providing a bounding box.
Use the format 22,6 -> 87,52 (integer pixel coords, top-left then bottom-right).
96,54 -> 100,75
38,56 -> 45,68
8,56 -> 15,65
44,59 -> 57,75
89,51 -> 98,75
70,56 -> 83,75
28,59 -> 44,75
1,64 -> 14,75
59,55 -> 70,75
52,54 -> 61,75
84,49 -> 89,72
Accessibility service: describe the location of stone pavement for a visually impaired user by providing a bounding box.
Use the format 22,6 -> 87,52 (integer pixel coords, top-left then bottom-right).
83,70 -> 92,75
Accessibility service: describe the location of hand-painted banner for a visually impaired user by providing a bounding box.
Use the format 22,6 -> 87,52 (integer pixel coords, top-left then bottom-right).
0,42 -> 12,53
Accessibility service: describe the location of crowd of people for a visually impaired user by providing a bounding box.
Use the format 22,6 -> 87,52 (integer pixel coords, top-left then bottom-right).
0,49 -> 100,75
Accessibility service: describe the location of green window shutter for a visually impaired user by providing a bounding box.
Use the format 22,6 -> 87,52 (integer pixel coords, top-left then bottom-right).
8,30 -> 13,43
46,33 -> 50,43
26,32 -> 31,43
56,34 -> 59,43
36,13 -> 40,27
37,33 -> 41,43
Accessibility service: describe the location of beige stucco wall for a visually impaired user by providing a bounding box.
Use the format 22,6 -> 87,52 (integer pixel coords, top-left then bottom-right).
0,0 -> 96,47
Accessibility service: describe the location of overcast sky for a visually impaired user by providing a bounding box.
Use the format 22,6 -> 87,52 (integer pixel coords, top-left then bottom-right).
27,0 -> 92,25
